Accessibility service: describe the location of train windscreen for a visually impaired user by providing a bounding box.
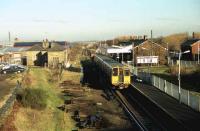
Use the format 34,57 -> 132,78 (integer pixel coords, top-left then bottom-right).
112,68 -> 118,76
124,69 -> 130,76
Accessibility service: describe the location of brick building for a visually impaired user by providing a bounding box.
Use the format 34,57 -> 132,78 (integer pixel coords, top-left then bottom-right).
181,39 -> 200,61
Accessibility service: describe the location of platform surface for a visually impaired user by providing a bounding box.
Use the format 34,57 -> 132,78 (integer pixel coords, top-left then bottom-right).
132,82 -> 200,131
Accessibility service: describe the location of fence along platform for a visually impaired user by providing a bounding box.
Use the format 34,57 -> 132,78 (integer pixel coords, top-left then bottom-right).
137,72 -> 200,112
132,82 -> 200,131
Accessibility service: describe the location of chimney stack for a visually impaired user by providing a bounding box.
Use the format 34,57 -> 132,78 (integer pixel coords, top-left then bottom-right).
143,35 -> 147,40
192,32 -> 195,39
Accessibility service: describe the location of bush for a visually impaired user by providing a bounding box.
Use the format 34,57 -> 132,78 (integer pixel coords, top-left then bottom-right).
168,66 -> 186,75
19,88 -> 48,110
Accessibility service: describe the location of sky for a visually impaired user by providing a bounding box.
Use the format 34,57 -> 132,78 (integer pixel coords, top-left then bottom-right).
0,0 -> 200,42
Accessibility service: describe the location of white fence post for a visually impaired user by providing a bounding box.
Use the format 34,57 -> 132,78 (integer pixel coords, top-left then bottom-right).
164,80 -> 167,93
158,77 -> 160,89
187,91 -> 190,106
199,96 -> 200,112
171,83 -> 173,97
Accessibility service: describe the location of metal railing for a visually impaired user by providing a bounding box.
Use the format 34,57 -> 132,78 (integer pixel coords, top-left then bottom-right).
169,60 -> 199,67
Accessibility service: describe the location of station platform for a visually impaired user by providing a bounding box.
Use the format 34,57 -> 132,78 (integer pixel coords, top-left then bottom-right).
132,82 -> 200,131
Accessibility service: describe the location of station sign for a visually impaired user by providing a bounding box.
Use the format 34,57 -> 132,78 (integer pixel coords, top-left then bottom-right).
137,56 -> 158,64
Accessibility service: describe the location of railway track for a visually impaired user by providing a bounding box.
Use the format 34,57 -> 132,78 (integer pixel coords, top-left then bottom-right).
111,89 -> 165,131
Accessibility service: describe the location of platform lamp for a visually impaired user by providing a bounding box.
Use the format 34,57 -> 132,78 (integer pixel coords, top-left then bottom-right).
198,43 -> 199,64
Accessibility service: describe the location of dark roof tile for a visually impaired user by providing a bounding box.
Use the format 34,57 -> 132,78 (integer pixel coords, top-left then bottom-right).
181,39 -> 200,46
119,39 -> 146,46
27,44 -> 44,51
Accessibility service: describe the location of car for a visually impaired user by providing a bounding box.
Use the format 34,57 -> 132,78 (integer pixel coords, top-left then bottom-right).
132,75 -> 143,83
0,65 -> 26,74
0,62 -> 8,69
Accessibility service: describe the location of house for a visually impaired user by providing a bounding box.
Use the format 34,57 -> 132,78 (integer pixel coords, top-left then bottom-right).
25,40 -> 68,67
0,47 -> 27,64
181,39 -> 200,61
117,39 -> 167,65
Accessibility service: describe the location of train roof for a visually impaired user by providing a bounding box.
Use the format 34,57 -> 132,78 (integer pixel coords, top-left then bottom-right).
95,54 -> 124,67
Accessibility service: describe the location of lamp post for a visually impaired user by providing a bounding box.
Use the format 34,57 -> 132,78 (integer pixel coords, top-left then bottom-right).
198,43 -> 199,64
178,50 -> 190,103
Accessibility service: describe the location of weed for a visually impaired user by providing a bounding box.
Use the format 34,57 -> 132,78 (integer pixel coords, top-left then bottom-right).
19,88 -> 48,110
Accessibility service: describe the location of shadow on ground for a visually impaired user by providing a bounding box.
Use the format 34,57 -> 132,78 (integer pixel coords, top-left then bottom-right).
80,59 -> 102,90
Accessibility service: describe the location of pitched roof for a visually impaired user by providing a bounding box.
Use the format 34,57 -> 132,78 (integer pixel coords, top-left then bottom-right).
119,39 -> 147,46
0,47 -> 28,55
181,39 -> 200,46
14,41 -> 68,47
47,43 -> 65,51
27,44 -> 44,51
14,42 -> 42,47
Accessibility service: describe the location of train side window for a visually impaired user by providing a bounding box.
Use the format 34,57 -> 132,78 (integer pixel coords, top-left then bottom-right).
124,69 -> 130,76
112,68 -> 118,76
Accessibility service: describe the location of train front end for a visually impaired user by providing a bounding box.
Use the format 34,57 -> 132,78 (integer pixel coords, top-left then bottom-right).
111,67 -> 131,89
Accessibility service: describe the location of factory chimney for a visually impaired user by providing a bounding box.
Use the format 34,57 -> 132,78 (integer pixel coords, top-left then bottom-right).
8,32 -> 11,45
192,32 -> 195,39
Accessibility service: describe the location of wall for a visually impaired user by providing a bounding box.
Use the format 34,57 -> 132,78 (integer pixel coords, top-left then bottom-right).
135,41 -> 167,65
192,41 -> 200,54
0,82 -> 21,127
192,41 -> 200,61
26,51 -> 40,66
48,50 -> 67,65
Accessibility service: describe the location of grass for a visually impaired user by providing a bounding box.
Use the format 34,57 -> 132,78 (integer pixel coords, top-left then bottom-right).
149,66 -> 200,93
14,68 -> 74,131
138,66 -> 169,74
0,74 -> 22,108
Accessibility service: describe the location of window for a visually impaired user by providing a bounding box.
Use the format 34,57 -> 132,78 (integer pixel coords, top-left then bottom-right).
53,57 -> 59,63
119,68 -> 123,75
112,68 -> 118,76
124,69 -> 130,76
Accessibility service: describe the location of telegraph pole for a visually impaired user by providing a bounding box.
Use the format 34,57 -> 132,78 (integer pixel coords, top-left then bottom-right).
150,30 -> 153,66
132,42 -> 134,66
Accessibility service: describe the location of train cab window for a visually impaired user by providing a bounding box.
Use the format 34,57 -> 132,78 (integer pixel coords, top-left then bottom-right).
112,68 -> 118,76
124,69 -> 130,76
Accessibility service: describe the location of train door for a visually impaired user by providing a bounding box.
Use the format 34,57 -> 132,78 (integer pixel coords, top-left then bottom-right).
124,68 -> 130,86
112,67 -> 118,85
119,67 -> 124,83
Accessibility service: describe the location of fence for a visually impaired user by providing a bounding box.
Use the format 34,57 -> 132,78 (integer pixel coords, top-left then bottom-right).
137,72 -> 200,112
0,81 -> 21,127
169,60 -> 199,67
